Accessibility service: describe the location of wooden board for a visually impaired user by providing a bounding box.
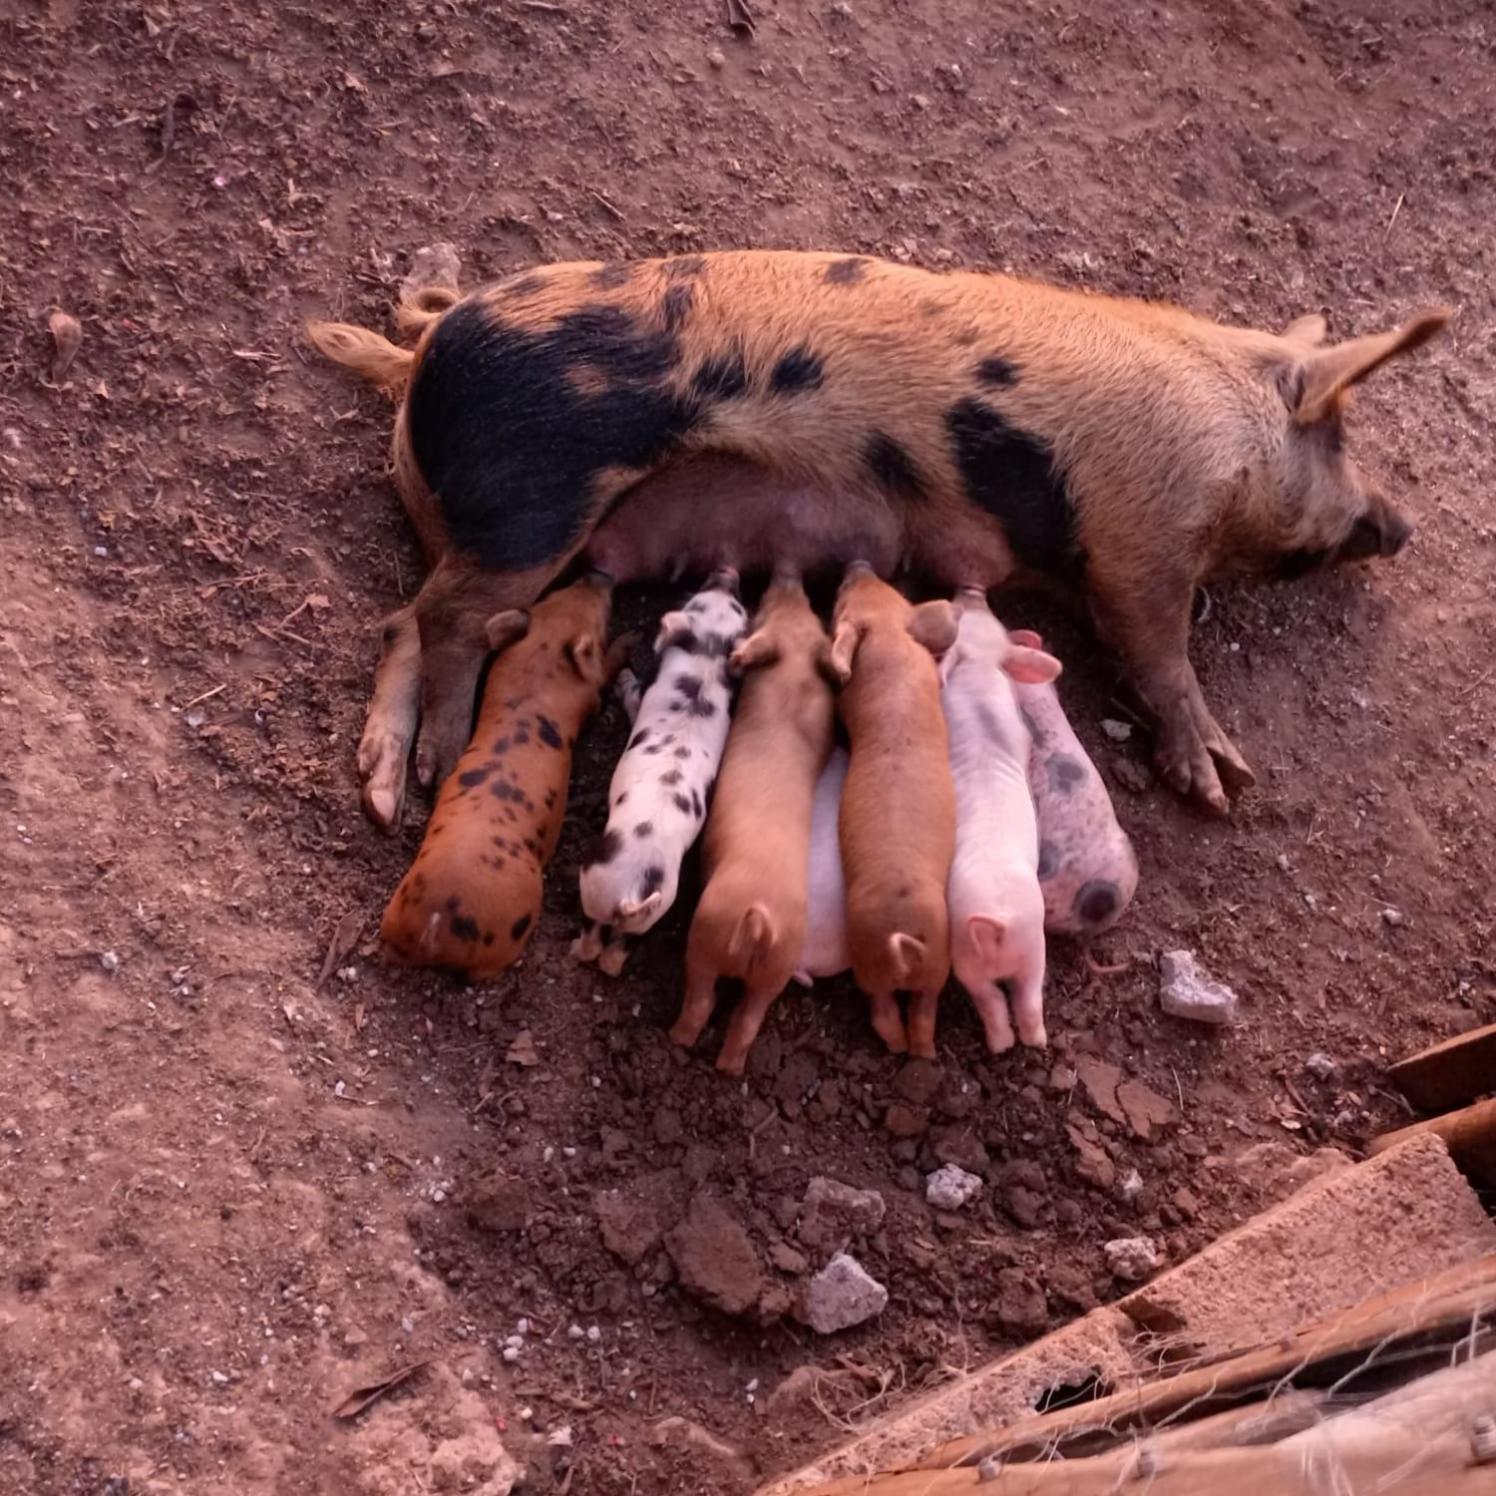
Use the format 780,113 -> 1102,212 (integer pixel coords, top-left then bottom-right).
1369,1096 -> 1496,1185
1389,1021 -> 1496,1112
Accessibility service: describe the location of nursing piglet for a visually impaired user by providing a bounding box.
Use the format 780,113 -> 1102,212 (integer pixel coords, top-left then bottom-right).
941,593 -> 1064,1052
794,746 -> 851,985
381,574 -> 617,979
1008,629 -> 1140,937
674,573 -> 836,1073
828,566 -> 959,1059
575,567 -> 748,975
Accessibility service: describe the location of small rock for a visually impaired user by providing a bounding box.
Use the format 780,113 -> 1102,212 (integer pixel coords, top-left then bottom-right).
1117,1079 -> 1175,1142
47,308 -> 83,382
1111,757 -> 1152,794
884,1102 -> 929,1138
910,92 -> 932,110
466,1172 -> 531,1234
925,1163 -> 982,1211
1171,1186 -> 1200,1220
593,1173 -> 674,1265
1101,718 -> 1133,742
665,1194 -> 765,1316
769,1241 -> 809,1275
1381,907 -> 1405,927
805,1252 -> 888,1334
1074,1055 -> 1125,1124
100,950 -> 121,974
1067,1124 -> 1116,1190
706,46 -> 725,67
797,1177 -> 886,1253
1103,1235 -> 1160,1282
893,1057 -> 943,1106
1117,1168 -> 1144,1204
992,1267 -> 1048,1335
1304,1052 -> 1337,1081
1158,949 -> 1238,1026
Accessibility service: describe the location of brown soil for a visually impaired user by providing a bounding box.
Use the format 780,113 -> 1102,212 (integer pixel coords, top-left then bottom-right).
3,1 -> 1494,1492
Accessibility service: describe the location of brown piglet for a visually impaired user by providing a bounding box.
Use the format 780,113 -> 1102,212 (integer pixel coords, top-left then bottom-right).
674,572 -> 837,1074
380,574 -> 620,979
828,566 -> 959,1059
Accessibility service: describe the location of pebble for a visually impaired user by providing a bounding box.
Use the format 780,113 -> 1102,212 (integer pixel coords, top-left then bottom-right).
1382,907 -> 1405,927
184,708 -> 205,728
1101,718 -> 1133,742
1103,1235 -> 1160,1282
706,47 -> 725,67
502,1346 -> 521,1364
1117,1168 -> 1144,1204
1158,949 -> 1238,1026
805,1252 -> 888,1334
100,950 -> 120,973
1304,1052 -> 1337,1081
925,1163 -> 982,1211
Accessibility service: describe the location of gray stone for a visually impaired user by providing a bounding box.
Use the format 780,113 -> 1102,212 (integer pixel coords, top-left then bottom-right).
1159,949 -> 1238,1026
1103,1235 -> 1160,1282
805,1252 -> 889,1334
925,1164 -> 983,1211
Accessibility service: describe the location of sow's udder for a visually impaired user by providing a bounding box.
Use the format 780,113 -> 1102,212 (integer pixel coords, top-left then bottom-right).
1031,749 -> 1139,937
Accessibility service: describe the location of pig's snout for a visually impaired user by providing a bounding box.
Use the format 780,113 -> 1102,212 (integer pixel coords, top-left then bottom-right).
1378,508 -> 1413,557
1339,503 -> 1412,563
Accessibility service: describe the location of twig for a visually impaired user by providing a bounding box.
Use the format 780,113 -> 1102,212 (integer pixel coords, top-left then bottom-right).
181,682 -> 226,710
1385,191 -> 1405,239
590,189 -> 625,222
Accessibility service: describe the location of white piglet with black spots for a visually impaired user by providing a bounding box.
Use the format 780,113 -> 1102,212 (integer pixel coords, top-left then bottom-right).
574,568 -> 748,975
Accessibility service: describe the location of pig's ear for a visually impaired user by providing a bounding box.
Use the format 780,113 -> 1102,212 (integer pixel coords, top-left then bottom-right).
908,599 -> 959,656
565,631 -> 605,685
887,932 -> 927,984
824,620 -> 862,684
1282,312 -> 1329,347
729,629 -> 780,676
1009,628 -> 1044,649
967,914 -> 1007,967
617,890 -> 664,924
602,632 -> 637,683
1001,645 -> 1062,685
653,610 -> 693,655
485,608 -> 532,651
1295,309 -> 1450,425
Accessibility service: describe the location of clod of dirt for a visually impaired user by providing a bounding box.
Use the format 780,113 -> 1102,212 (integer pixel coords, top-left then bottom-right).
593,1170 -> 679,1265
992,1267 -> 1048,1335
1103,1235 -> 1160,1281
466,1173 -> 531,1235
46,309 -> 82,382
930,1123 -> 990,1172
1117,1079 -> 1175,1142
797,1177 -> 887,1255
925,1164 -> 983,1211
664,1193 -> 765,1316
1066,1119 -> 1117,1190
883,1102 -> 929,1137
1074,1055 -> 1126,1123
1159,949 -> 1239,1026
401,242 -> 463,301
804,1252 -> 888,1334
893,1057 -> 943,1106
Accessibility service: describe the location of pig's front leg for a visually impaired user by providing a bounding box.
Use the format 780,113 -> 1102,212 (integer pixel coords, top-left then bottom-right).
1091,575 -> 1254,815
614,668 -> 644,724
357,604 -> 423,830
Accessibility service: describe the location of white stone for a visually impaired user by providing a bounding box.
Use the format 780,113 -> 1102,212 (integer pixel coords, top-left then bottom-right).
1159,949 -> 1238,1026
1103,1235 -> 1160,1281
806,1253 -> 888,1334
925,1163 -> 983,1211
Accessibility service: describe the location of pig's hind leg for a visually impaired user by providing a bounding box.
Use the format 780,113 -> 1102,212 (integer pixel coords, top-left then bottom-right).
358,604 -> 423,830
716,981 -> 785,1076
867,988 -> 910,1056
906,986 -> 943,1062
670,954 -> 720,1053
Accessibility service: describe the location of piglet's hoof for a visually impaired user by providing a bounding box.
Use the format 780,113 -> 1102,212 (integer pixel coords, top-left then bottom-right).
570,930 -> 601,965
596,942 -> 631,978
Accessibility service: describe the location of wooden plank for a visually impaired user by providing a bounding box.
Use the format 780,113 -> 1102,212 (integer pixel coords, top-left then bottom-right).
1369,1096 -> 1496,1185
1389,1021 -> 1496,1112
909,1254 -> 1496,1472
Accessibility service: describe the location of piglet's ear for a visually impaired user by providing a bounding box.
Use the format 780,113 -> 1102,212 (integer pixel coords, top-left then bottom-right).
729,629 -> 780,676
485,608 -> 531,651
602,632 -> 637,683
653,610 -> 692,655
908,599 -> 959,656
1001,645 -> 1062,685
1008,628 -> 1044,649
967,914 -> 1007,967
566,631 -> 604,685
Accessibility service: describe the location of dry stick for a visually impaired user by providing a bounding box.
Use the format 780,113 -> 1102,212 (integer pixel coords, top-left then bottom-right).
181,682 -> 227,710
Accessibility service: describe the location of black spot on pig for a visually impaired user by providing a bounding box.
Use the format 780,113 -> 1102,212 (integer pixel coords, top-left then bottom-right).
864,431 -> 924,501
662,282 -> 694,333
674,745 -> 691,759
484,931 -> 496,946
615,790 -> 630,806
458,765 -> 492,789
691,788 -> 702,818
537,715 -> 564,749
660,628 -> 700,654
641,865 -> 665,895
665,255 -> 706,280
825,257 -> 869,285
643,742 -> 665,755
510,911 -> 534,940
451,913 -> 480,941
1046,754 -> 1087,794
590,262 -> 635,290
1037,841 -> 1058,881
692,349 -> 749,401
410,300 -> 701,571
945,397 -> 1081,576
660,768 -> 684,786
674,674 -> 702,701
772,346 -> 825,393
634,821 -> 654,838
492,737 -> 512,755
491,779 -> 524,802
629,727 -> 650,749
499,272 -> 546,298
545,788 -> 557,808
673,793 -> 692,815
976,355 -> 1019,387
1075,881 -> 1121,929
686,696 -> 717,719
586,829 -> 623,866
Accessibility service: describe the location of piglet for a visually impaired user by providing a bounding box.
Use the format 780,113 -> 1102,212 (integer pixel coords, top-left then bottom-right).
380,574 -> 618,979
794,746 -> 851,985
674,572 -> 836,1073
828,565 -> 959,1059
575,567 -> 748,975
1009,628 -> 1140,937
940,592 -> 1064,1052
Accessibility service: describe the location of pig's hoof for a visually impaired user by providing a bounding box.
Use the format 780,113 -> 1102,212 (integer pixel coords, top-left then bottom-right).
597,944 -> 631,977
357,731 -> 412,831
1155,699 -> 1253,816
569,934 -> 597,965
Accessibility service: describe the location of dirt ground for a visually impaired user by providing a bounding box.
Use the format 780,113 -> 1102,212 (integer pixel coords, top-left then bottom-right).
3,0 -> 1495,1492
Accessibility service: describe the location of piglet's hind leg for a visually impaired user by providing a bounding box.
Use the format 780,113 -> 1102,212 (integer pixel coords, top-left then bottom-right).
358,605 -> 422,831
716,983 -> 783,1076
670,958 -> 719,1052
868,989 -> 909,1055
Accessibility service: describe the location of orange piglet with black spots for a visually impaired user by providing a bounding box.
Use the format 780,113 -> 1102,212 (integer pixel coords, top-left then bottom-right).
380,573 -> 623,979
